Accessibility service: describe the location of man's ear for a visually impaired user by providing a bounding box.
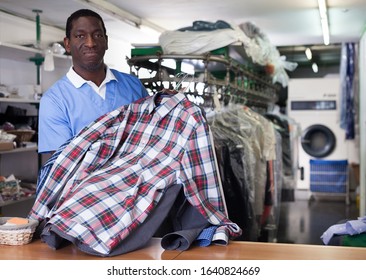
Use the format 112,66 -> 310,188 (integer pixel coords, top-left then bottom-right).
64,37 -> 71,54
105,35 -> 108,50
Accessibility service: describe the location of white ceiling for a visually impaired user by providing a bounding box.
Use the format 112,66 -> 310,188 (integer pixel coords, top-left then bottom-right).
0,0 -> 365,47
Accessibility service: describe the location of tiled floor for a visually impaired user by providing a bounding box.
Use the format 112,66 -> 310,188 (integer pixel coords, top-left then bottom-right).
276,198 -> 360,245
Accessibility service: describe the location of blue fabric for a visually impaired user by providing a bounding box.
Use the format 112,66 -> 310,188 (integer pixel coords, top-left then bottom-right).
195,226 -> 218,247
321,216 -> 366,245
178,20 -> 232,31
339,42 -> 355,139
38,69 -> 148,153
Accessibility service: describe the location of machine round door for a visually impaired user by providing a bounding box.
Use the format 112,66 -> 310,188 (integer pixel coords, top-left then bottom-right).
301,124 -> 336,158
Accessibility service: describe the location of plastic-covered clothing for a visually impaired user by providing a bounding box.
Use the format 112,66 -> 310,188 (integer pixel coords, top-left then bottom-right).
208,104 -> 278,241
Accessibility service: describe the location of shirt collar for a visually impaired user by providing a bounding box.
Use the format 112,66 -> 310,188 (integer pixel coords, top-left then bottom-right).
146,91 -> 187,118
66,65 -> 117,88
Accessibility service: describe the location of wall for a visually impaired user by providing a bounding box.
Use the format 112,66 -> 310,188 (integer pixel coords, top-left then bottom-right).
359,31 -> 366,216
0,11 -> 134,185
287,50 -> 364,217
0,10 -> 133,88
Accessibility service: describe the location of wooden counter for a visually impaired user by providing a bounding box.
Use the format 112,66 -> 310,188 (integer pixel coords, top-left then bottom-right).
0,238 -> 179,260
0,238 -> 365,260
176,240 -> 366,260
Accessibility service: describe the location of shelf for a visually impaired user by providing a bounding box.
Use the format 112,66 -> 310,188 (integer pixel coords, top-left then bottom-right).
0,41 -> 49,214
0,146 -> 37,155
0,42 -> 41,60
0,195 -> 35,208
0,41 -> 71,64
128,45 -> 279,108
0,97 -> 39,104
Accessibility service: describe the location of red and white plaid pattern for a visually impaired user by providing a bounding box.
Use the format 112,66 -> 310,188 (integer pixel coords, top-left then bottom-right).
29,92 -> 241,255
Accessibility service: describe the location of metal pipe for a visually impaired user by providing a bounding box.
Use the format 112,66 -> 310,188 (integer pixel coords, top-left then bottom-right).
32,9 -> 42,48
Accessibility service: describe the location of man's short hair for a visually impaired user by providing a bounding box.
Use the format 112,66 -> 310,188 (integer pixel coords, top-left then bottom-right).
65,9 -> 107,38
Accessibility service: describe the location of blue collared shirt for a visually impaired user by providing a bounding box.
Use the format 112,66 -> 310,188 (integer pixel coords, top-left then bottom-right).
321,216 -> 366,245
38,67 -> 148,153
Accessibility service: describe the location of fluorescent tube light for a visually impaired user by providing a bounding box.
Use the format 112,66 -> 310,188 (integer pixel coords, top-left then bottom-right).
318,0 -> 330,45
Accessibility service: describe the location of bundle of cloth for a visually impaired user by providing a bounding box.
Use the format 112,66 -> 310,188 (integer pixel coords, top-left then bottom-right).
321,216 -> 366,247
29,91 -> 241,257
159,20 -> 297,87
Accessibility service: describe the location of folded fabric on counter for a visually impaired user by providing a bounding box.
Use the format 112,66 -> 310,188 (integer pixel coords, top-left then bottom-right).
321,216 -> 366,245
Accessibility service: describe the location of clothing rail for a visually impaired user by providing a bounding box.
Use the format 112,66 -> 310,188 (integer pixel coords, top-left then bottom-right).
127,46 -> 280,109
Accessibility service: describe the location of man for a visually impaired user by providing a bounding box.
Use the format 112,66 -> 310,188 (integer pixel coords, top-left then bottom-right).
38,9 -> 148,154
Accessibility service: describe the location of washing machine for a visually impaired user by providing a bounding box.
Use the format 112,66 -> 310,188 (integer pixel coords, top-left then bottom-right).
287,77 -> 358,190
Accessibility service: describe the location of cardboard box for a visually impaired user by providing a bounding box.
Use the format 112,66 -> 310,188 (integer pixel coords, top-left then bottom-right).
0,142 -> 15,151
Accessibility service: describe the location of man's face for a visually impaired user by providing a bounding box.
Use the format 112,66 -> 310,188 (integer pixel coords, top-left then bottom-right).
64,16 -> 108,73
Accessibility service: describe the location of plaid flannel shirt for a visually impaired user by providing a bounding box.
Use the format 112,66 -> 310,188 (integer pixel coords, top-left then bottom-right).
29,92 -> 241,255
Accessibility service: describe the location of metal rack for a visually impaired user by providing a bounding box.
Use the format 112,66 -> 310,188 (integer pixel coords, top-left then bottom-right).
127,45 -> 280,109
127,45 -> 283,242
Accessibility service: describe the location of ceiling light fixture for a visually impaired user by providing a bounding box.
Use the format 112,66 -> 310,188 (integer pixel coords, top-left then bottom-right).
312,62 -> 319,73
318,0 -> 330,45
77,0 -> 165,34
305,47 -> 312,60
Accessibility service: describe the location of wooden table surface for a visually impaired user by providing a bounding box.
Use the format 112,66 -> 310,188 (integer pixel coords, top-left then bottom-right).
0,238 -> 179,260
176,240 -> 366,260
0,238 -> 365,260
